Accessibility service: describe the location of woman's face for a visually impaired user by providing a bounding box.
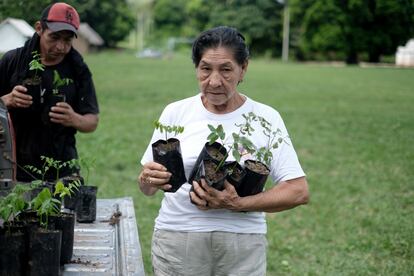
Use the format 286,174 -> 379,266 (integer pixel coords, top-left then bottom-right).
196,47 -> 247,108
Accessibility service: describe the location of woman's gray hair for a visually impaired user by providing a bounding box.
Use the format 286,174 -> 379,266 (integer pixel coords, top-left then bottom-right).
192,26 -> 250,67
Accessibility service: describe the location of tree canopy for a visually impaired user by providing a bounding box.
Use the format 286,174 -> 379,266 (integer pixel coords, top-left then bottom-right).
150,0 -> 414,63
291,0 -> 414,63
152,0 -> 284,57
1,0 -> 413,62
0,0 -> 135,48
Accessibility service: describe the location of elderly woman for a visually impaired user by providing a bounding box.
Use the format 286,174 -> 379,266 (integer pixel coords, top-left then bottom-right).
138,26 -> 309,276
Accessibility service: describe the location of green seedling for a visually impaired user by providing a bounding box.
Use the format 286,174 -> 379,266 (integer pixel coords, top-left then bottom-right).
0,184 -> 31,230
25,156 -> 68,182
207,120 -> 255,172
54,178 -> 81,201
28,50 -> 45,80
154,121 -> 184,141
240,112 -> 288,167
52,70 -> 73,95
68,156 -> 96,185
30,188 -> 61,229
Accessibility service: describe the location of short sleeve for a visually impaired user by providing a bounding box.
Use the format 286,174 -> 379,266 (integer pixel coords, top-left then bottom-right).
269,115 -> 305,183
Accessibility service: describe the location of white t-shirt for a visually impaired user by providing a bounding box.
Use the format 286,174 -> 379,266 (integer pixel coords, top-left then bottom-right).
141,94 -> 305,234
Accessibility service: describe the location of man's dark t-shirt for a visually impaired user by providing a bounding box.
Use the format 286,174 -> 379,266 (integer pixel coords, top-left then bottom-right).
0,34 -> 99,181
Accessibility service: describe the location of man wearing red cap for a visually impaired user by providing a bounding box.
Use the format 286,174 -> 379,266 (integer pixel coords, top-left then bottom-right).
0,2 -> 99,181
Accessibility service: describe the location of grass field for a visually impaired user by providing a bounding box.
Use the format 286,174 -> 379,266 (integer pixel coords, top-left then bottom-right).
76,50 -> 414,275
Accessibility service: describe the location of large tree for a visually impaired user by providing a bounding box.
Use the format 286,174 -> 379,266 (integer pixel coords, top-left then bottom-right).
292,0 -> 414,63
0,0 -> 55,24
67,0 -> 135,47
151,0 -> 284,57
0,0 -> 135,48
208,0 -> 284,57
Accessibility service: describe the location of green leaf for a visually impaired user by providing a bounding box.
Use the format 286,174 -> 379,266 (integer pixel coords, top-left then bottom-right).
207,133 -> 218,144
232,148 -> 241,162
54,181 -> 65,196
208,124 -> 216,132
217,125 -> 225,140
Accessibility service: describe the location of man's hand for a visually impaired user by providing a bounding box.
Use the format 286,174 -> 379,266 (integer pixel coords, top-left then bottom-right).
1,85 -> 32,109
49,102 -> 98,132
49,102 -> 77,127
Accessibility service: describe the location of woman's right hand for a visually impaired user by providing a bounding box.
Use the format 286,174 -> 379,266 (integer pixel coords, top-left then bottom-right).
138,161 -> 172,195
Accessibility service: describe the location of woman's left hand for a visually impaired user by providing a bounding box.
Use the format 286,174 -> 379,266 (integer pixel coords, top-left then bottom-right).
190,179 -> 241,211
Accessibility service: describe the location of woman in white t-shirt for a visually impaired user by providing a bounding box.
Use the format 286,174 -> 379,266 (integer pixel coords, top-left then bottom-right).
138,26 -> 309,276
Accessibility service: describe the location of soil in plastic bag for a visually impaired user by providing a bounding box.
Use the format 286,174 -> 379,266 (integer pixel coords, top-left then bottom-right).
76,185 -> 97,223
41,93 -> 66,125
51,212 -> 75,264
237,160 -> 269,197
0,229 -> 26,276
62,175 -> 84,210
28,228 -> 61,276
194,159 -> 227,191
152,138 -> 187,192
188,142 -> 227,184
224,161 -> 246,192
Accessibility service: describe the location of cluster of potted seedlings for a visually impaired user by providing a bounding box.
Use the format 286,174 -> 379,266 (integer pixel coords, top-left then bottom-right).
22,50 -> 71,124
0,156 -> 98,275
152,112 -> 287,198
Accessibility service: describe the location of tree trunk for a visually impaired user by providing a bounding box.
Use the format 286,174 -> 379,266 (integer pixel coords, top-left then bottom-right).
346,50 -> 358,64
368,51 -> 381,63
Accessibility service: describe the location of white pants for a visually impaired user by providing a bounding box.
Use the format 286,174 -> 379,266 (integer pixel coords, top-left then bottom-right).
151,229 -> 267,276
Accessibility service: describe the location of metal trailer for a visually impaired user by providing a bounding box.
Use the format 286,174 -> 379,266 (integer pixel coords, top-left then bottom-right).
0,98 -> 146,275
63,197 -> 145,275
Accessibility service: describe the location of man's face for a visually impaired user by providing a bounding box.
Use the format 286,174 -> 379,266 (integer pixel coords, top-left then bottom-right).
37,24 -> 74,63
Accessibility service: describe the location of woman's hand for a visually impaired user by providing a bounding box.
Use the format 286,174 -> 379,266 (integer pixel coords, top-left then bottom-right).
189,179 -> 241,211
138,162 -> 172,196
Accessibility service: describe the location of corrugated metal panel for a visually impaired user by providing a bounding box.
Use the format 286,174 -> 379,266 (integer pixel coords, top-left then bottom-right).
63,197 -> 145,275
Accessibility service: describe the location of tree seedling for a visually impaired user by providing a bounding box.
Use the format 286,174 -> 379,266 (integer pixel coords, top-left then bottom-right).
241,112 -> 288,167
52,70 -> 73,95
30,188 -> 61,229
28,50 -> 45,82
53,178 -> 81,203
0,184 -> 31,230
154,121 -> 184,142
25,156 -> 67,182
206,121 -> 255,172
207,112 -> 288,171
68,156 -> 96,185
25,156 -> 81,201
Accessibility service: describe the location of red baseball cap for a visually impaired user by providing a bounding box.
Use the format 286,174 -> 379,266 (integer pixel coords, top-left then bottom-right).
41,2 -> 80,35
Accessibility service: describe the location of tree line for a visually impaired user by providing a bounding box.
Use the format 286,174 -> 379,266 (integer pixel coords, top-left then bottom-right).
0,0 -> 135,48
151,0 -> 414,63
1,0 -> 413,63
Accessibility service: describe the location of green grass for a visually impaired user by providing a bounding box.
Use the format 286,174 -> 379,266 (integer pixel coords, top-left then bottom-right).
77,50 -> 414,275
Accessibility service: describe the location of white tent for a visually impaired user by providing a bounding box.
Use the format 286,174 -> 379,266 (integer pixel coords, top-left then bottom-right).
396,39 -> 414,67
72,23 -> 104,54
0,18 -> 35,53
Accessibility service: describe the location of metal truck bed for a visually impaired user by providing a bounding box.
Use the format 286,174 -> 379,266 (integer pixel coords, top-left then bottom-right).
63,197 -> 145,275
